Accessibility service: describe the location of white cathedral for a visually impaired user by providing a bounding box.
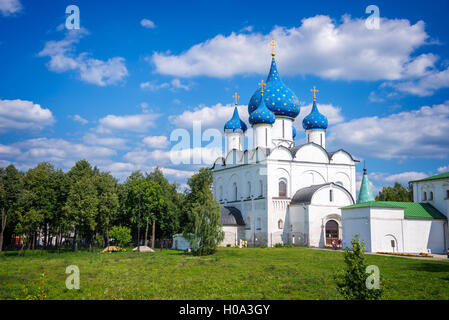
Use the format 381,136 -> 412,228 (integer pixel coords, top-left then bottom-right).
211,42 -> 449,253
212,43 -> 357,248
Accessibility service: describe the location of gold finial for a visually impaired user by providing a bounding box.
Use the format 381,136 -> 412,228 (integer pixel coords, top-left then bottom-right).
258,80 -> 266,95
270,39 -> 277,56
310,86 -> 319,101
232,92 -> 240,106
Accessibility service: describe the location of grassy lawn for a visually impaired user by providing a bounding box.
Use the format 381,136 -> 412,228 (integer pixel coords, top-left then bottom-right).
0,247 -> 448,300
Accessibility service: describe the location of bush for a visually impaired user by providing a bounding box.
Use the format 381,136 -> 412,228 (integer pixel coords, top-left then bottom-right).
109,226 -> 132,248
334,235 -> 383,300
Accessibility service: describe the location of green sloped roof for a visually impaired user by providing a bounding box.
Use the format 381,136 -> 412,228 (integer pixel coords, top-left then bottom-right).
341,201 -> 447,220
411,172 -> 449,183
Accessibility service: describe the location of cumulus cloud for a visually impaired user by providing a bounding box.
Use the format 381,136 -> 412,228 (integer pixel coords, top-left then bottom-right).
437,165 -> 449,173
0,0 -> 21,16
327,101 -> 449,159
140,78 -> 191,91
0,99 -> 54,132
71,114 -> 88,125
370,171 -> 428,184
83,133 -> 127,149
97,113 -> 161,133
296,103 -> 344,127
151,15 -> 430,81
170,103 -> 249,130
143,136 -> 170,149
38,29 -> 128,86
140,18 -> 156,29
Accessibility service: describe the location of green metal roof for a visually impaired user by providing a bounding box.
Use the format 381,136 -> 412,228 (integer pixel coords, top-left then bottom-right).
410,172 -> 449,183
341,201 -> 447,220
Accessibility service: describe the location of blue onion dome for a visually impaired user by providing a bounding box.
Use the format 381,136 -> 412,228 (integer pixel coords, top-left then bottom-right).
302,99 -> 328,130
249,96 -> 275,126
224,107 -> 248,132
292,126 -> 297,139
248,56 -> 300,118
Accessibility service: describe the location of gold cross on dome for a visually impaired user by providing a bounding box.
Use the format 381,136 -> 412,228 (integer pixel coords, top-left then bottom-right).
310,86 -> 319,101
232,92 -> 240,106
270,39 -> 277,56
258,80 -> 266,95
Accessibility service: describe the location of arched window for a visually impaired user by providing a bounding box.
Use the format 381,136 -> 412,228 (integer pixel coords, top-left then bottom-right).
430,191 -> 434,200
329,189 -> 334,202
233,183 -> 238,201
256,217 -> 261,230
423,191 -> 427,201
259,180 -> 263,197
278,219 -> 284,229
279,179 -> 287,197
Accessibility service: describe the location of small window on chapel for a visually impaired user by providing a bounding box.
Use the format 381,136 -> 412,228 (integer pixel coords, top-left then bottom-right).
429,191 -> 434,201
278,219 -> 284,229
446,190 -> 449,199
423,192 -> 427,201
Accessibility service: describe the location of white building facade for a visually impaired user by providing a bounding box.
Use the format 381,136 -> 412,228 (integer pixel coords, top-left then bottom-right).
212,47 -> 357,247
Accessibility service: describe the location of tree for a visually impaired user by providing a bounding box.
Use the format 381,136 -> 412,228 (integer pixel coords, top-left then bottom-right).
64,176 -> 98,251
0,165 -> 23,253
184,168 -> 224,256
376,182 -> 412,202
93,172 -> 119,247
23,163 -> 58,248
109,226 -> 132,248
129,177 -> 164,247
335,235 -> 383,300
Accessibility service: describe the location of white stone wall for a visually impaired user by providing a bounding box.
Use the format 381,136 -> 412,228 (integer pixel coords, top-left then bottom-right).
342,207 -> 448,254
412,178 -> 449,217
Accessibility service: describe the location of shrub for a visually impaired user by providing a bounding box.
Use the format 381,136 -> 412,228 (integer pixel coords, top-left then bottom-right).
334,235 -> 383,300
109,226 -> 132,249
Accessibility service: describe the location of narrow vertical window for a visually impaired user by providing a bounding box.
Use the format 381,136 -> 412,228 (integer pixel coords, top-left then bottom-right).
430,191 -> 433,200
279,180 -> 287,197
423,191 -> 427,201
329,189 -> 333,202
320,133 -> 323,146
282,120 -> 285,138
265,128 -> 268,147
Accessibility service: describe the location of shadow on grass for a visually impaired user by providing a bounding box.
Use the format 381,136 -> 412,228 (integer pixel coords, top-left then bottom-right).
408,262 -> 449,273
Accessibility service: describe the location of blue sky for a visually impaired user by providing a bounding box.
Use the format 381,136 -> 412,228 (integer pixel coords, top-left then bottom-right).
1,0 -> 449,192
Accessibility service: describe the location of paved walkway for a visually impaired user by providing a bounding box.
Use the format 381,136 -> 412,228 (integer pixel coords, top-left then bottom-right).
310,247 -> 449,261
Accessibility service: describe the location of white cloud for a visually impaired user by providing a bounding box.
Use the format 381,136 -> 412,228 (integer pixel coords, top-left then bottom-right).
5,138 -> 116,170
140,18 -> 156,29
71,114 -> 88,125
386,66 -> 449,97
83,133 -> 127,149
297,103 -> 344,127
97,113 -> 161,133
143,136 -> 170,149
170,103 -> 249,130
0,144 -> 20,157
327,101 -> 449,159
151,15 -> 430,81
0,0 -> 21,16
140,78 -> 190,91
0,99 -> 54,132
370,171 -> 428,184
437,165 -> 449,173
39,29 -> 128,86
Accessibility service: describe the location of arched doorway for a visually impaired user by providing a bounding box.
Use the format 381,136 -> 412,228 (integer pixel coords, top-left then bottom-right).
325,220 -> 339,247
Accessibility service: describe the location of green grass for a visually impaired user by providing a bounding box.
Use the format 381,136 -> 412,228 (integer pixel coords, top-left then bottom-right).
0,247 -> 448,300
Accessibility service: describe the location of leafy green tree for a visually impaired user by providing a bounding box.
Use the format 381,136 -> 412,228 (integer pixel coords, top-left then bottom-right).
0,165 -> 23,253
23,163 -> 58,248
335,235 -> 383,300
376,182 -> 412,202
147,167 -> 184,238
64,176 -> 98,251
93,172 -> 119,246
129,177 -> 164,247
52,169 -> 71,247
184,168 -> 224,256
109,225 -> 132,248
67,159 -> 94,182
